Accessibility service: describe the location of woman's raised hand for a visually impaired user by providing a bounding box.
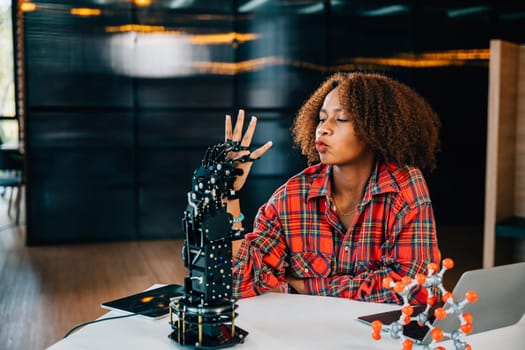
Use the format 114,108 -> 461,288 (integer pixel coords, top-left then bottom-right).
225,109 -> 273,193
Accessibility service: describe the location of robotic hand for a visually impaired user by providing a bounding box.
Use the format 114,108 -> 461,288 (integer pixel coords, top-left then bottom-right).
169,140 -> 252,349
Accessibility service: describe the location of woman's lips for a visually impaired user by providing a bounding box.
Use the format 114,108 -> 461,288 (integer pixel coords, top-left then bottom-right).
315,141 -> 327,153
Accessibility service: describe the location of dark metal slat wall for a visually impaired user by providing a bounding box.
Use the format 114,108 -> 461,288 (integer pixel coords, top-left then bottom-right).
23,0 -> 525,244
24,1 -> 316,244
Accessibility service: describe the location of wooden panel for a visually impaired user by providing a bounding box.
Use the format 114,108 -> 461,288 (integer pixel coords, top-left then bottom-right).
484,40 -> 519,267
495,41 -> 519,220
515,45 -> 525,217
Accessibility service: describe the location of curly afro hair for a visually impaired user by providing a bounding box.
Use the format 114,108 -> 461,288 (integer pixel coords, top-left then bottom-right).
292,72 -> 441,171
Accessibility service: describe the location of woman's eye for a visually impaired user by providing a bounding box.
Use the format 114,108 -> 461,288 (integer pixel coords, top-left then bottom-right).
336,118 -> 348,122
318,118 -> 326,123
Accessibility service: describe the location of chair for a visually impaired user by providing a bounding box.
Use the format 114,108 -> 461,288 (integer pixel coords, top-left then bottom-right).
0,149 -> 24,225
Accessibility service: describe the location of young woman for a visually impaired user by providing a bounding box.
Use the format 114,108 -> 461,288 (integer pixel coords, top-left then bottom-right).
225,72 -> 441,304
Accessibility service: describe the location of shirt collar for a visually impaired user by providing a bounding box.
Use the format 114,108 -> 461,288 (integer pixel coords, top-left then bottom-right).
361,162 -> 400,205
307,162 -> 400,203
307,164 -> 331,201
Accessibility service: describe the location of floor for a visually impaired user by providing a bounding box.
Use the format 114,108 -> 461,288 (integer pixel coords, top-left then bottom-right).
0,192 -> 186,350
1,187 -> 522,350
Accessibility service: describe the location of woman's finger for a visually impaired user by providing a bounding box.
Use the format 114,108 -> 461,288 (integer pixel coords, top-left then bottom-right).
241,116 -> 257,147
225,114 -> 232,141
232,109 -> 245,142
250,141 -> 273,160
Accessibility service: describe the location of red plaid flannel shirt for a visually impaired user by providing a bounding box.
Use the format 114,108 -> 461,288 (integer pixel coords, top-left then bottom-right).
232,162 -> 440,304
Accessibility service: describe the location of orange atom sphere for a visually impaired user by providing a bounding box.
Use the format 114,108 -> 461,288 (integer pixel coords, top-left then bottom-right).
416,273 -> 426,285
461,323 -> 473,334
463,312 -> 473,323
434,307 -> 447,320
427,262 -> 439,272
402,339 -> 414,350
402,276 -> 412,285
442,292 -> 454,303
442,258 -> 454,270
404,316 -> 411,325
466,290 -> 478,303
383,277 -> 393,289
393,281 -> 405,294
371,331 -> 381,340
371,320 -> 383,332
427,295 -> 438,306
465,344 -> 472,350
431,327 -> 444,341
402,305 -> 414,316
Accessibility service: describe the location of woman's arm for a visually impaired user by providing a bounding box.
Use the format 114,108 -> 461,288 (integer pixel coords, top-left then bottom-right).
291,203 -> 440,304
232,199 -> 290,298
225,198 -> 243,256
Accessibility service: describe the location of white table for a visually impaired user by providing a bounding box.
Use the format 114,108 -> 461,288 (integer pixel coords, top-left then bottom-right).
48,291 -> 525,350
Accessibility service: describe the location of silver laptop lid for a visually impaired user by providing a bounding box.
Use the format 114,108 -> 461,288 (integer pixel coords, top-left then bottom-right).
421,261 -> 525,344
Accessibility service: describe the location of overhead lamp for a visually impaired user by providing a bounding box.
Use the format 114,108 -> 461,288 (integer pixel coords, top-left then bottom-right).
20,1 -> 36,12
134,0 -> 152,7
71,8 -> 102,16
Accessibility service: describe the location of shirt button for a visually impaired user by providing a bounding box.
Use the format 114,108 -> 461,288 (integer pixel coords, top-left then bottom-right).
344,246 -> 349,251
304,268 -> 309,273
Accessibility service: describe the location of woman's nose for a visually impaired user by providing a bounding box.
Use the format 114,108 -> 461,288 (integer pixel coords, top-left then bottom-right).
317,122 -> 332,136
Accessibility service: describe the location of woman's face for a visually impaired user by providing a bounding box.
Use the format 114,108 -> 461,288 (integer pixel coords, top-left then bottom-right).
315,87 -> 373,166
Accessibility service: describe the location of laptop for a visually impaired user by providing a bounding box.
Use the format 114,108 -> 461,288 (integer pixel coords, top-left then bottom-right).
357,261 -> 525,345
101,284 -> 184,320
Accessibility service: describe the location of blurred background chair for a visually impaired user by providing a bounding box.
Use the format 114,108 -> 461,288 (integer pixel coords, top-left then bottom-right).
0,149 -> 24,225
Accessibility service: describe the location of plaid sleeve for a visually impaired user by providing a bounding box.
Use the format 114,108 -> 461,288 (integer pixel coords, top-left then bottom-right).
232,200 -> 289,298
304,203 -> 440,304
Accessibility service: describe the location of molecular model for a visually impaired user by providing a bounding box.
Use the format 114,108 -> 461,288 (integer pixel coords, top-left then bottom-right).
370,258 -> 478,350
